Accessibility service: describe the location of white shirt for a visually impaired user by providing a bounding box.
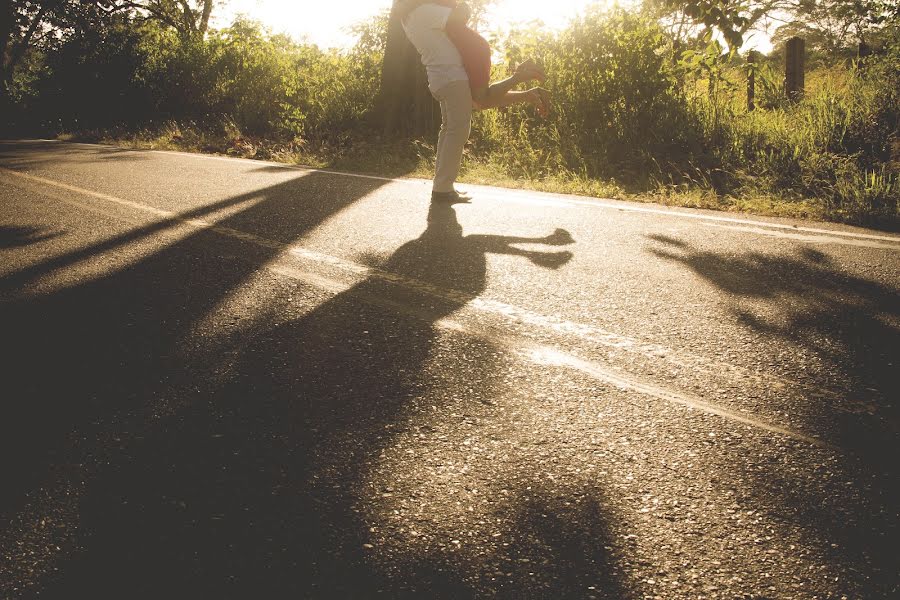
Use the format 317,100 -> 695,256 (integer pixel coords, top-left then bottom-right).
402,4 -> 468,93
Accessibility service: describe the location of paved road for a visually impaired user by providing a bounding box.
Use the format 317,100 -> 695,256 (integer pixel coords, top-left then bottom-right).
1,140 -> 898,599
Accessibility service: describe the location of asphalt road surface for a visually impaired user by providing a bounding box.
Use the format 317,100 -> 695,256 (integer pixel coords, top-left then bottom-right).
1,140 -> 898,599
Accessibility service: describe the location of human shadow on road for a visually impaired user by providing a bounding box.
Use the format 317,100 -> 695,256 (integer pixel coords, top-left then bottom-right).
0,181 -> 630,599
145,202 -> 580,596
646,234 -> 899,596
49,203 -> 586,598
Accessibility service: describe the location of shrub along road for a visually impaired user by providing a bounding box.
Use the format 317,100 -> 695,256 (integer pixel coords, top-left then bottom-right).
1,140 -> 898,599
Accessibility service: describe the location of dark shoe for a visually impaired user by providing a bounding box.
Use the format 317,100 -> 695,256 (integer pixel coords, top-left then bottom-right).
431,190 -> 471,204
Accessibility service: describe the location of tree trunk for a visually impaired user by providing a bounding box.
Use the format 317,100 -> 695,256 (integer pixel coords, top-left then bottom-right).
199,0 -> 213,35
1,0 -> 17,89
177,0 -> 196,38
2,0 -> 59,101
380,0 -> 437,138
0,0 -> 26,110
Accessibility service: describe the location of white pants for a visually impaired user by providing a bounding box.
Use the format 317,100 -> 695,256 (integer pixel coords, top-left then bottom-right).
431,80 -> 472,193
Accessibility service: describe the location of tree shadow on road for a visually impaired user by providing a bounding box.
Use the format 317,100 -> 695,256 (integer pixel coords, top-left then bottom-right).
0,171 -> 629,598
646,233 -> 900,595
646,234 -> 898,445
0,169 -> 392,561
0,225 -> 60,249
0,140 -> 90,171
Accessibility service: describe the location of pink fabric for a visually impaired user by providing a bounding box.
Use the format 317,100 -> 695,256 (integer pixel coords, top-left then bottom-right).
446,24 -> 491,90
432,1 -> 491,91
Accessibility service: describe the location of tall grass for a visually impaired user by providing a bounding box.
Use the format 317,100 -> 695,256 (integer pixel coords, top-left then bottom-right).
465,11 -> 897,224
7,9 -> 897,225
681,63 -> 898,222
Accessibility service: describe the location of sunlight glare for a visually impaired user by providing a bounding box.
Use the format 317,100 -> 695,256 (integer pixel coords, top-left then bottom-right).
217,0 -> 610,48
485,0 -> 615,31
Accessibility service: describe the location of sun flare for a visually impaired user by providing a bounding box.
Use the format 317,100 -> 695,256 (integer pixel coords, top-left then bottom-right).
218,0 -> 611,49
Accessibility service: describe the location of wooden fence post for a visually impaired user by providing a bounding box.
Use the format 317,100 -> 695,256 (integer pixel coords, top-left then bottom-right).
747,50 -> 756,112
858,42 -> 872,59
857,42 -> 872,70
785,36 -> 805,102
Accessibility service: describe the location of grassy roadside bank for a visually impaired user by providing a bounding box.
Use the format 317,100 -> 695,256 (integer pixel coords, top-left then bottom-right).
63,127 -> 893,230
6,12 -> 896,230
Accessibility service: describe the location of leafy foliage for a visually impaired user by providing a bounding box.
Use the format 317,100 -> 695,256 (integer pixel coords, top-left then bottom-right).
2,1 -> 898,224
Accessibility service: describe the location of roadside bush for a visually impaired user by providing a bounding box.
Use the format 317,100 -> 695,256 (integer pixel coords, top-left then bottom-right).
474,9 -> 700,182
31,20 -> 156,131
6,8 -> 897,224
684,53 -> 898,221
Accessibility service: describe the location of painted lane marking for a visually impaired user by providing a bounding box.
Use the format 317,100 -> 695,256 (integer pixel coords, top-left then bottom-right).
10,140 -> 900,246
0,165 -> 853,407
2,166 -> 834,447
288,241 -> 849,407
471,189 -> 900,244
2,165 -> 178,218
702,222 -> 900,250
152,148 -> 900,244
270,260 -> 827,447
526,347 -> 826,447
273,259 -> 828,447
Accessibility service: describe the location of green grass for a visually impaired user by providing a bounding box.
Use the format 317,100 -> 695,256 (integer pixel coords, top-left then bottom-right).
73,124 -> 855,225
65,55 -> 897,230
16,10 -> 897,229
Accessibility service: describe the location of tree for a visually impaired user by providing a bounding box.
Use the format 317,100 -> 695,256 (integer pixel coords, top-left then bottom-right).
772,0 -> 898,53
380,0 -> 435,137
647,0 -> 761,49
0,0 -> 65,99
650,0 -> 898,51
380,0 -> 495,138
1,0 -> 219,105
115,0 -> 216,40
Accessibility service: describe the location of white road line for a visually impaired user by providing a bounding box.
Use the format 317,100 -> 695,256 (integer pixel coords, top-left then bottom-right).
11,139 -> 900,246
274,262 -> 829,447
0,165 -> 859,404
159,149 -> 900,244
1,165 -> 833,446
2,165 -> 177,219
527,347 -> 826,447
702,222 -> 900,249
469,188 -> 900,244
0,161 -> 856,408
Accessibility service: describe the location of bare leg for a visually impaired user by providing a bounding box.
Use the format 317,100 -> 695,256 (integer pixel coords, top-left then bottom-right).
473,86 -> 551,116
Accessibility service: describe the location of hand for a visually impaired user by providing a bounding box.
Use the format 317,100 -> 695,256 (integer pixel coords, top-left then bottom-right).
450,1 -> 471,26
543,228 -> 574,246
514,59 -> 546,84
526,87 -> 551,118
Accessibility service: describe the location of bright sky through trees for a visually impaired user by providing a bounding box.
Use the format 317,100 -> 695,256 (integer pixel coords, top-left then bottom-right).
217,0 -> 772,51
219,0 -> 617,48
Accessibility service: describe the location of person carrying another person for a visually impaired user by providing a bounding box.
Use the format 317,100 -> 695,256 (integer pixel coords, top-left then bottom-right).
399,0 -> 551,203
